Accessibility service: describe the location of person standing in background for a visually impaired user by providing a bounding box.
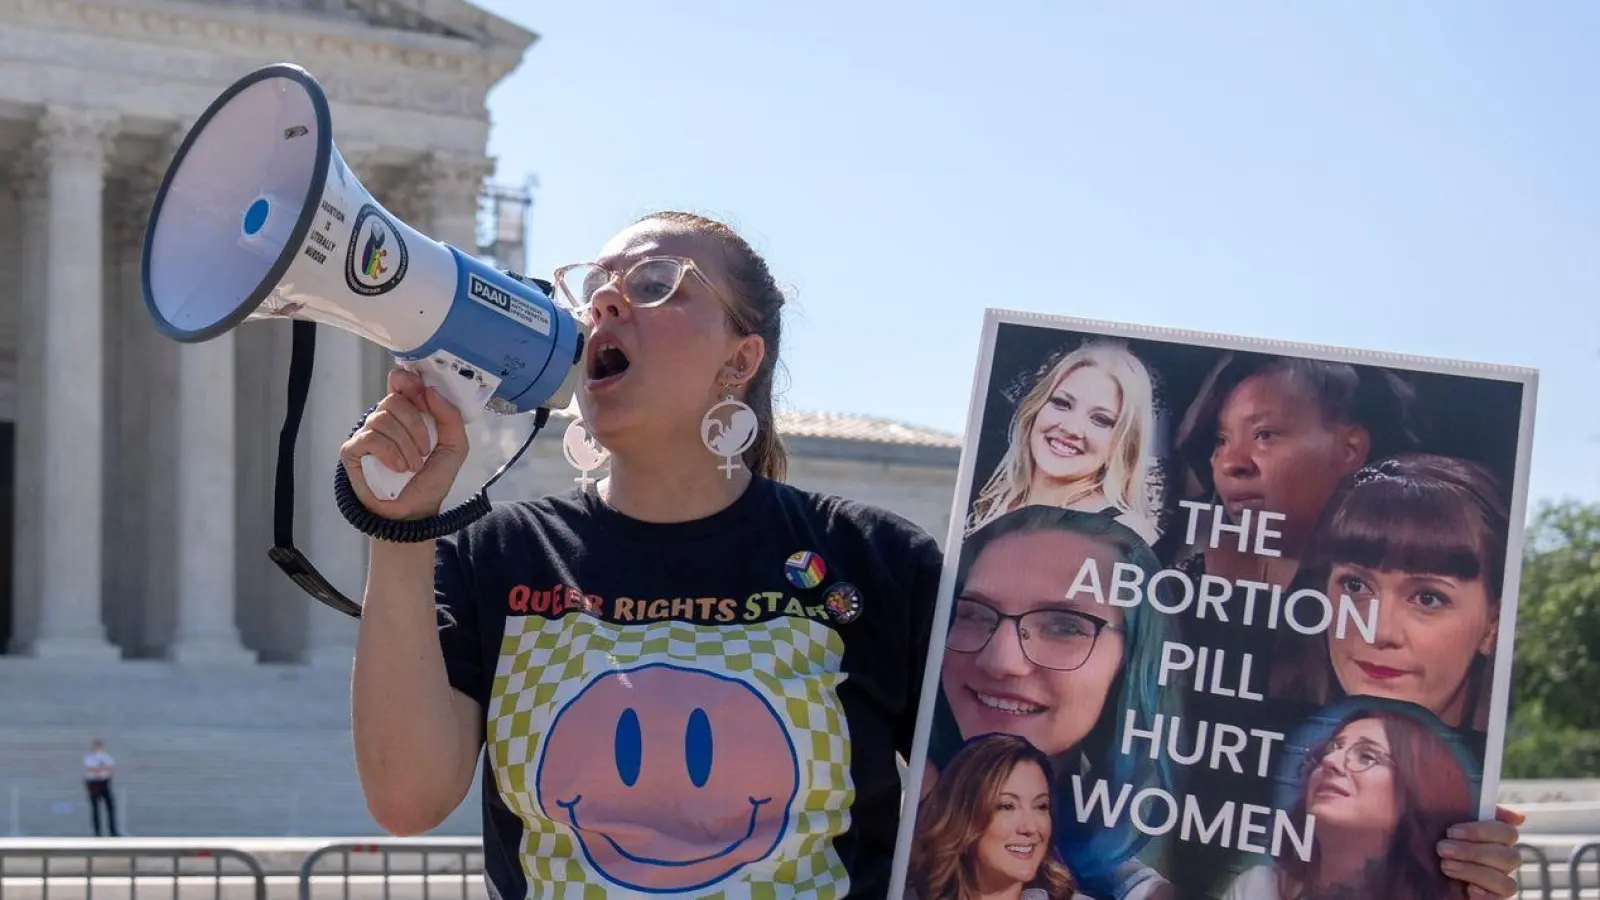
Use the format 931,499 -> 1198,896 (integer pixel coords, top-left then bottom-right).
83,740 -> 119,837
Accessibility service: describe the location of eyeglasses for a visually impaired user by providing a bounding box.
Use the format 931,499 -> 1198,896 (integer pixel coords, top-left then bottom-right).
552,256 -> 741,326
944,597 -> 1122,672
1302,736 -> 1392,779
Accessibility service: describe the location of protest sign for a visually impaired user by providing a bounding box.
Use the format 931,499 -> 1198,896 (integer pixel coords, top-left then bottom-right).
892,310 -> 1538,900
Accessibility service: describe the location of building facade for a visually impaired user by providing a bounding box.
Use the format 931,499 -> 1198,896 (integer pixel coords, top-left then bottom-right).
0,0 -> 963,671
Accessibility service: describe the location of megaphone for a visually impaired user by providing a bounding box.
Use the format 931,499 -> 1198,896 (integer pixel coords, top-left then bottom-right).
141,62 -> 586,615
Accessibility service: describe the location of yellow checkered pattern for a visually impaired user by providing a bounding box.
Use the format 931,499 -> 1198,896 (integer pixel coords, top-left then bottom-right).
485,613 -> 856,898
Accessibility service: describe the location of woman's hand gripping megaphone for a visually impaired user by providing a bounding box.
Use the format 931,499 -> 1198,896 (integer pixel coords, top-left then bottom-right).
339,366 -> 471,520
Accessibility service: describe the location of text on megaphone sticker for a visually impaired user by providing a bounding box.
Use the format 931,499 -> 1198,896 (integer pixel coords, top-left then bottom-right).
469,273 -> 553,336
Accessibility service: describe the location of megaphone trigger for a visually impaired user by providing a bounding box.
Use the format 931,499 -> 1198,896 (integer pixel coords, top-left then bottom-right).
141,62 -> 588,619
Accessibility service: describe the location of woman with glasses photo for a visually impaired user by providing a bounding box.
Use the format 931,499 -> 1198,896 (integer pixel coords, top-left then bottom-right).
338,212 -> 1527,900
1220,701 -> 1478,900
926,506 -> 1186,900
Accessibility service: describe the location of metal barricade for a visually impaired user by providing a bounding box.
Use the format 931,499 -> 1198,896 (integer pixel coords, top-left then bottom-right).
0,845 -> 267,900
1513,842 -> 1553,900
297,840 -> 482,900
1570,841 -> 1600,900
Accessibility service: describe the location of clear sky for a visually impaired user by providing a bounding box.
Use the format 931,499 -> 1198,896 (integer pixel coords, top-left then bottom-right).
465,0 -> 1599,509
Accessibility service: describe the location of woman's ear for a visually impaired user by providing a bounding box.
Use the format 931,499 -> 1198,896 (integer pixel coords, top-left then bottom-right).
1336,424 -> 1373,475
1478,616 -> 1500,656
721,335 -> 766,388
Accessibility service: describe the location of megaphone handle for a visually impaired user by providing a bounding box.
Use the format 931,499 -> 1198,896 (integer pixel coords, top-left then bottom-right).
355,353 -> 496,501
360,413 -> 437,502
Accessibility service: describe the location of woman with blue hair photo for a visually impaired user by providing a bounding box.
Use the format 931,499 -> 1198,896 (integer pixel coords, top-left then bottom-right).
920,506 -> 1187,900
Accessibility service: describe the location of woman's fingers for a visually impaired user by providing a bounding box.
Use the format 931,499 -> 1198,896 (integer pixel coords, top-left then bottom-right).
374,392 -> 434,461
364,407 -> 427,472
1438,814 -> 1524,900
347,427 -> 409,477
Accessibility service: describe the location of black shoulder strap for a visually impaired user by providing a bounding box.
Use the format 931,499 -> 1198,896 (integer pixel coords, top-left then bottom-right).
266,320 -> 364,618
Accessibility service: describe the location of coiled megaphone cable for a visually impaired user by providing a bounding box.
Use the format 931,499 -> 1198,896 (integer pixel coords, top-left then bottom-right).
331,405 -> 550,543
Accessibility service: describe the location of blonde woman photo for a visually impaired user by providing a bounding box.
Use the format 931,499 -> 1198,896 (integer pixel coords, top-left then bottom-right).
966,340 -> 1162,543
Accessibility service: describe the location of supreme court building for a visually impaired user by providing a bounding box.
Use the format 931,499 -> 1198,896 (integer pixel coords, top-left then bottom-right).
0,0 -> 960,671
0,4 -> 960,837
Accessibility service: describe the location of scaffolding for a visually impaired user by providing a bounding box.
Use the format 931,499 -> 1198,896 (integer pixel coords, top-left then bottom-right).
477,175 -> 538,274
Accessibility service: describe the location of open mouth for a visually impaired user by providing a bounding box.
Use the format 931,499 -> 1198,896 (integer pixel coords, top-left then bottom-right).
1313,781 -> 1351,799
587,338 -> 631,383
967,688 -> 1047,716
1043,433 -> 1084,458
1005,842 -> 1038,857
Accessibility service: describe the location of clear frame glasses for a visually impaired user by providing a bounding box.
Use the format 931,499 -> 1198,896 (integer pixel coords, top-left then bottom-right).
1303,736 -> 1392,779
552,256 -> 737,323
943,597 -> 1122,672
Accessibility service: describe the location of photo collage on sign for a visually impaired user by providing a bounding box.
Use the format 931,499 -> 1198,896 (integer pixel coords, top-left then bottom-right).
894,311 -> 1538,900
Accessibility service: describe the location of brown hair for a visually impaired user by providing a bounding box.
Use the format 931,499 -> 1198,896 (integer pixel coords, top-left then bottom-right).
1303,454 -> 1509,606
1277,706 -> 1474,900
637,210 -> 788,481
1272,453 -> 1509,730
908,733 -> 1078,900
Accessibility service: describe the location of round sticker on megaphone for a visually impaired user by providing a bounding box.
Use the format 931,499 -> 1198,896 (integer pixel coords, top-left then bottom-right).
345,203 -> 409,297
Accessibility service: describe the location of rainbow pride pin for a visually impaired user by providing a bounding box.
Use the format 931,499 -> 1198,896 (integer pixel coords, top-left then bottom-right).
784,551 -> 827,589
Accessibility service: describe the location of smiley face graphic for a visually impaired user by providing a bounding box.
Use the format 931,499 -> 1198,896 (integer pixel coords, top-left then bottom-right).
535,663 -> 800,892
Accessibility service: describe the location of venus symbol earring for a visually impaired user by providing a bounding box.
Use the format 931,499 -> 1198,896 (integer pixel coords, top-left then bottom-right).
701,382 -> 759,479
561,416 -> 610,487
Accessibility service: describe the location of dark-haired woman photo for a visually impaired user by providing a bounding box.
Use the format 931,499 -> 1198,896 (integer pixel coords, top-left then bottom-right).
1272,453 -> 1509,732
1221,702 -> 1478,900
1167,352 -> 1423,587
907,733 -> 1082,900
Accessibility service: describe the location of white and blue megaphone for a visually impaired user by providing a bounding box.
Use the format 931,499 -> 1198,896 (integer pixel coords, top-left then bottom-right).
140,62 -> 585,615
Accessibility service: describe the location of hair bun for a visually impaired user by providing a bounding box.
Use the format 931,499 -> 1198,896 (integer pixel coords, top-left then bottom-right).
1353,457 -> 1404,485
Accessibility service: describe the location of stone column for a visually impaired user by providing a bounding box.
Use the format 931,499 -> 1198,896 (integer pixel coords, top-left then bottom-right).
419,152 -> 493,254
104,169 -> 151,652
169,331 -> 251,663
6,149 -> 46,654
301,326 -> 367,668
32,105 -> 121,660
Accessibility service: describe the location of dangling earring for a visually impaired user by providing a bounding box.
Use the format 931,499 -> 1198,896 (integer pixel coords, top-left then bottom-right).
562,415 -> 609,487
701,377 -> 759,479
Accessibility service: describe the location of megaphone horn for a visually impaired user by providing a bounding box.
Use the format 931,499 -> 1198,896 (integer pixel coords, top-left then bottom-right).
141,62 -> 587,616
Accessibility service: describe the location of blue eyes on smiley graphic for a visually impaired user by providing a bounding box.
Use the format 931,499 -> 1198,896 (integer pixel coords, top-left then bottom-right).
614,707 -> 715,788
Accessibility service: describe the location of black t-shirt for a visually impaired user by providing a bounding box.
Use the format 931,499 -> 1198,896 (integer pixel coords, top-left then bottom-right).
433,475 -> 944,899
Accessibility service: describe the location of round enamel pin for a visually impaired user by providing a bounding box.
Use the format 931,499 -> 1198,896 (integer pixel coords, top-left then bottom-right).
822,582 -> 862,625
784,551 -> 827,589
